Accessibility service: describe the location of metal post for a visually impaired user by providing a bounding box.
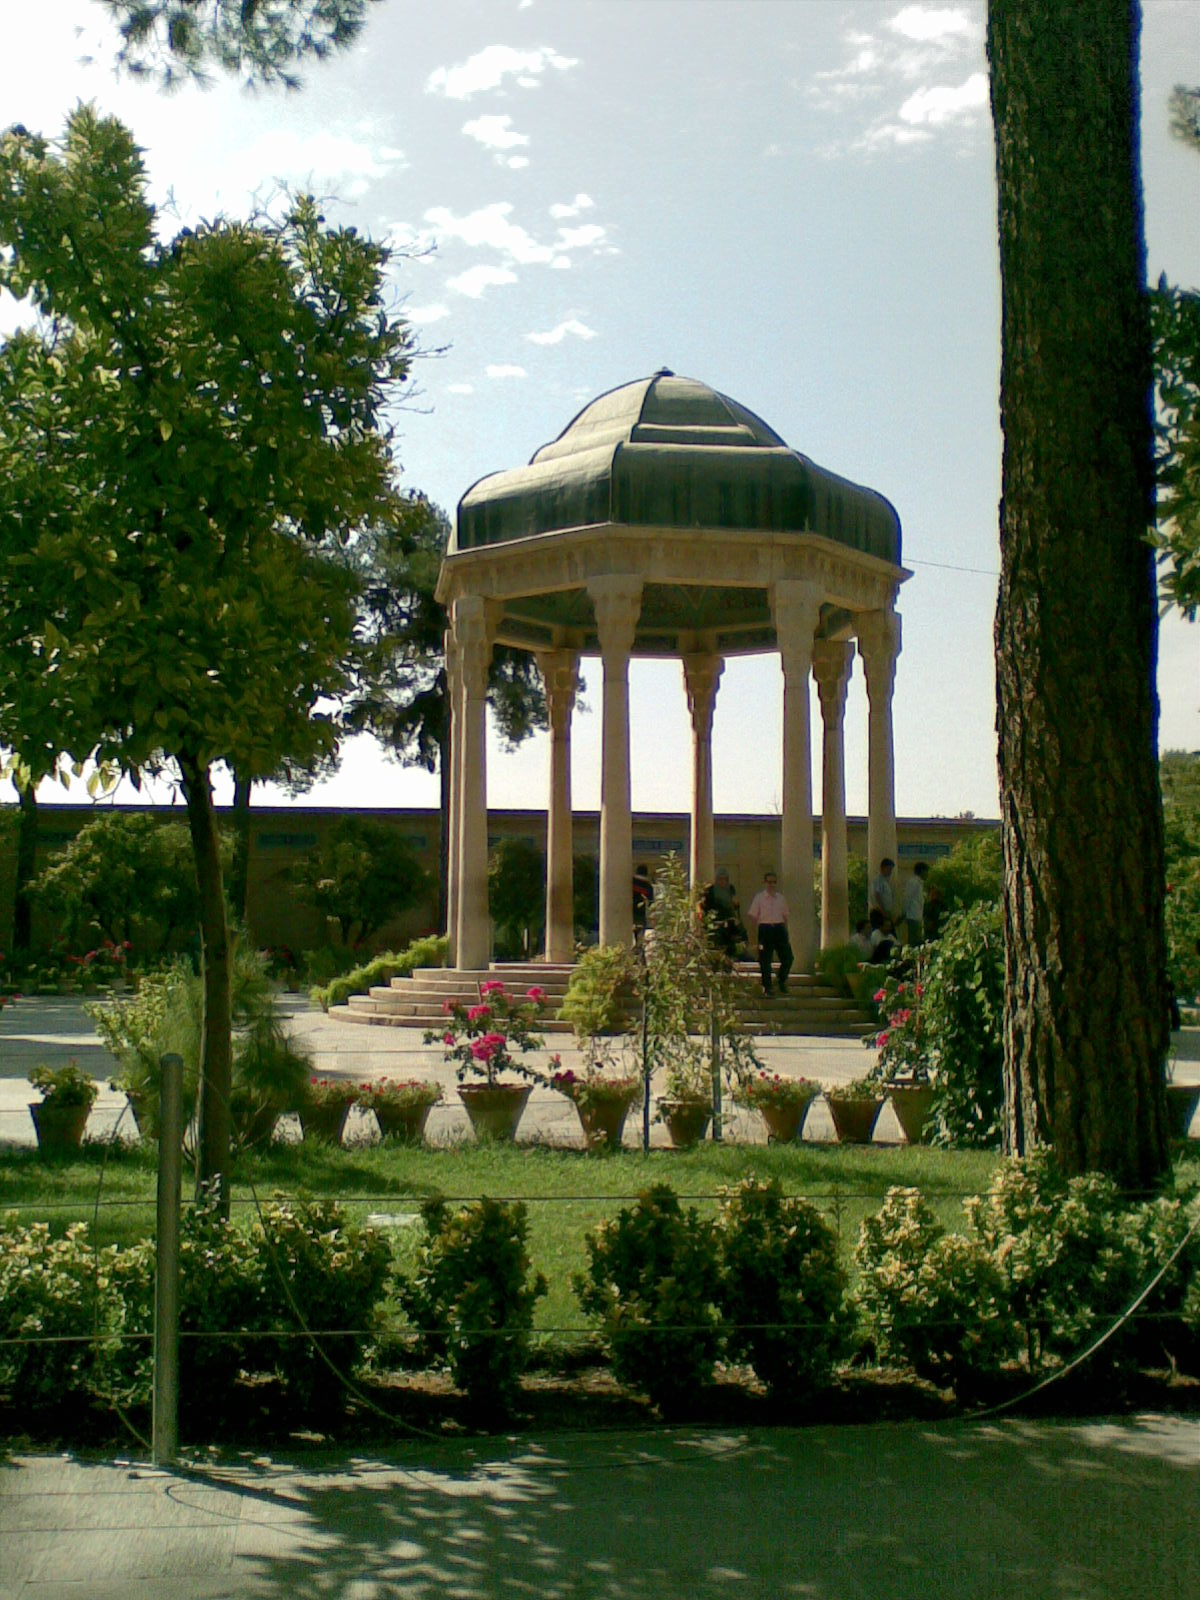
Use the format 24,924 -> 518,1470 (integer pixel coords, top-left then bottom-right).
152,1052 -> 182,1467
710,993 -> 722,1142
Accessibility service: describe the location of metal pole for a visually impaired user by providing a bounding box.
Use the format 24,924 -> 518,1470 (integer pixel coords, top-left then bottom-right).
710,992 -> 722,1142
152,1051 -> 182,1467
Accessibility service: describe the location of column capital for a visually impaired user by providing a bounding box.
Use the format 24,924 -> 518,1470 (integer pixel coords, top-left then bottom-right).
452,595 -> 494,696
771,579 -> 823,676
856,607 -> 902,701
682,652 -> 724,739
588,575 -> 643,660
537,649 -> 580,735
812,639 -> 854,727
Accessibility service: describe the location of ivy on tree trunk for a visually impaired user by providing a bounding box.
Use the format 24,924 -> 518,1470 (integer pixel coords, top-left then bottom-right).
988,0 -> 1169,1185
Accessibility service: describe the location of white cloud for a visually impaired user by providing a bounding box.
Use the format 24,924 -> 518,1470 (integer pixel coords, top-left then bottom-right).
888,6 -> 975,44
447,263 -> 519,298
486,364 -> 528,379
526,317 -> 598,345
405,303 -> 451,324
853,123 -> 935,152
898,71 -> 987,125
504,155 -> 530,170
230,129 -> 406,199
425,201 -> 612,276
427,44 -> 578,100
554,223 -> 606,250
447,383 -> 475,394
549,192 -> 594,219
462,113 -> 530,151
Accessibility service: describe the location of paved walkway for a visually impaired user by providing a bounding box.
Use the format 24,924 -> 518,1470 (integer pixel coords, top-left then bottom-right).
2,1414 -> 1198,1599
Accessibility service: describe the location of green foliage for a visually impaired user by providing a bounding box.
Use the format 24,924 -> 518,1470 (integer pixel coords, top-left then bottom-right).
1162,750 -> 1200,998
575,1184 -> 722,1413
854,1188 -> 1017,1393
30,813 -> 225,957
1151,280 -> 1200,618
558,943 -> 637,1050
311,933 -> 448,1011
429,981 -> 550,1087
294,816 -> 429,946
926,832 -> 1002,916
815,941 -> 866,992
921,904 -> 1005,1148
866,973 -> 930,1085
716,1178 -> 847,1395
28,1061 -> 98,1108
400,1197 -> 547,1417
847,854 -> 869,920
488,837 -> 545,960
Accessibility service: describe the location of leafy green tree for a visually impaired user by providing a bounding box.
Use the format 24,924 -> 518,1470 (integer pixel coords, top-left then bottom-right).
1162,750 -> 1200,1000
488,837 -> 545,959
0,107 -> 412,1198
30,812 -> 225,956
293,815 -> 427,947
987,0 -> 1169,1183
1151,280 -> 1200,618
926,831 -> 1003,917
96,0 -> 379,89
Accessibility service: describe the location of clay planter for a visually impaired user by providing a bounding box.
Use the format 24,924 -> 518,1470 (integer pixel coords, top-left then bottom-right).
575,1092 -> 640,1151
459,1083 -> 533,1142
660,1099 -> 712,1150
374,1101 -> 436,1144
886,1084 -> 936,1145
826,1093 -> 884,1145
299,1101 -> 353,1145
758,1096 -> 818,1144
1165,1084 -> 1200,1141
30,1101 -> 91,1156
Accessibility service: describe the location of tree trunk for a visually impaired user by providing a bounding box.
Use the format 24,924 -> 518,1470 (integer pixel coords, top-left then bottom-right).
179,753 -> 234,1207
12,784 -> 38,952
988,0 -> 1169,1185
229,769 -> 252,928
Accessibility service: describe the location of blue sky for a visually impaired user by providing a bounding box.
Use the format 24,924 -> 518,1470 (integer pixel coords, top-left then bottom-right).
2,0 -> 1198,822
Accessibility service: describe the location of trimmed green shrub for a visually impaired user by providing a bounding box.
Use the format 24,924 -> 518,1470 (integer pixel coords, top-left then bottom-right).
312,933 -> 448,1011
558,942 -> 637,1044
716,1178 -> 847,1395
400,1197 -> 547,1417
575,1183 -> 722,1413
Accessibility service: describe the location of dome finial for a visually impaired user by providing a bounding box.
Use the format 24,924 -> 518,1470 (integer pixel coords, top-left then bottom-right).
653,366 -> 675,378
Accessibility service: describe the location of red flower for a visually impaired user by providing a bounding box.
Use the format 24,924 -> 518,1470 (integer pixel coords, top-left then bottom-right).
467,1003 -> 491,1023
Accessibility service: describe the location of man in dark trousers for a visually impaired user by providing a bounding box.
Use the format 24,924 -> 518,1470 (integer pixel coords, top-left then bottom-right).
747,869 -> 792,995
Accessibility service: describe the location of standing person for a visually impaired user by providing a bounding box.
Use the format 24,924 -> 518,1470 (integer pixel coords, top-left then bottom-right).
632,863 -> 654,943
747,870 -> 792,996
701,867 -> 744,962
869,857 -> 895,921
899,862 -> 929,946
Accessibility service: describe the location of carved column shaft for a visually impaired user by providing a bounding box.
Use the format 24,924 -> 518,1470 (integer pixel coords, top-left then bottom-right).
538,649 -> 580,963
813,640 -> 854,950
453,596 -> 494,971
589,576 -> 642,948
683,653 -> 724,890
857,608 -> 902,883
444,628 -> 462,967
772,580 -> 823,972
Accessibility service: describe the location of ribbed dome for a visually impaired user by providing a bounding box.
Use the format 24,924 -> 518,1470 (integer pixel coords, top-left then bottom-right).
456,372 -> 901,565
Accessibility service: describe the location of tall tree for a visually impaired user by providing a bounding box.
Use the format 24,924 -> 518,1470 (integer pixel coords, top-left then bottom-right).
988,0 -> 1169,1184
0,107 -> 412,1199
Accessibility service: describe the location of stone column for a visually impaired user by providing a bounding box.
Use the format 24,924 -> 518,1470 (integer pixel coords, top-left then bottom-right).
538,649 -> 580,963
452,595 -> 494,972
813,640 -> 854,950
589,576 -> 642,948
857,608 -> 902,880
444,627 -> 462,967
683,653 -> 723,890
772,579 -> 823,973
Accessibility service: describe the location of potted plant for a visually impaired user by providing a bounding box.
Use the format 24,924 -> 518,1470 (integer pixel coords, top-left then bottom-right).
551,1061 -> 642,1150
299,1078 -> 360,1144
826,1077 -> 886,1145
427,981 -> 550,1142
656,1051 -> 714,1150
732,1072 -> 821,1144
358,1078 -> 443,1143
867,974 -> 936,1144
28,1062 -> 98,1155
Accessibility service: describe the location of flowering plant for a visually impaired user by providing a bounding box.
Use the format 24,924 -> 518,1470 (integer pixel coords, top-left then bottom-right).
551,1063 -> 642,1114
357,1078 -> 443,1112
29,1061 -> 98,1109
865,974 -> 931,1085
828,1076 -> 886,1101
426,982 -> 549,1086
304,1077 -> 360,1111
732,1072 -> 821,1110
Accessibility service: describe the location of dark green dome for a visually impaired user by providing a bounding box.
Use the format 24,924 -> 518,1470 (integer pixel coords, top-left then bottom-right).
456,371 -> 901,564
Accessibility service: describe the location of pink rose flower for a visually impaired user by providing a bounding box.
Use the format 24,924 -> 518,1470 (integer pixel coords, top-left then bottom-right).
479,980 -> 506,996
467,1003 -> 491,1023
526,985 -> 546,1004
443,1032 -> 455,1046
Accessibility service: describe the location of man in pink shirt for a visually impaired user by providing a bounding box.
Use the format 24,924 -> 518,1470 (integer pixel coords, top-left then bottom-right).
746,870 -> 792,996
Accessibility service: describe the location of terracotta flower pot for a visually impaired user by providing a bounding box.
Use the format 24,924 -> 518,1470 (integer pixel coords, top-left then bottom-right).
300,1101 -> 352,1144
757,1095 -> 817,1144
576,1092 -> 639,1151
1165,1084 -> 1199,1141
374,1101 -> 436,1144
660,1099 -> 712,1149
827,1093 -> 883,1145
30,1101 -> 91,1156
459,1083 -> 533,1142
887,1084 -> 935,1145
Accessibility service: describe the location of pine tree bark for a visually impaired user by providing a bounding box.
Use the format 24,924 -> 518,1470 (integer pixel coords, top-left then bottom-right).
988,0 -> 1169,1185
229,769 -> 252,929
180,753 -> 234,1208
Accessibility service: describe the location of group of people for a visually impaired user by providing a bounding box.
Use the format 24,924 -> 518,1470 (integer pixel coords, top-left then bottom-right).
633,855 -> 939,997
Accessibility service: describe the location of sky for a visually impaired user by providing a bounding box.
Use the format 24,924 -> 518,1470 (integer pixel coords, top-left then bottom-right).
1,0 -> 1198,824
